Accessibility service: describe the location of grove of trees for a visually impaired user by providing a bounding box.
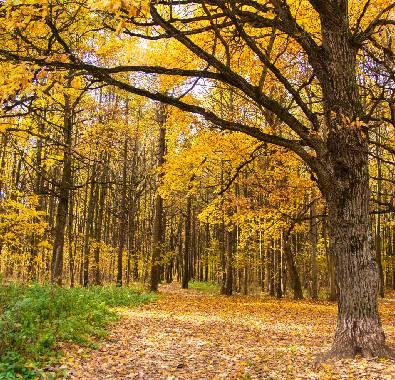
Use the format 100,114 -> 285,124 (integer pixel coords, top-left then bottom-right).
0,0 -> 394,362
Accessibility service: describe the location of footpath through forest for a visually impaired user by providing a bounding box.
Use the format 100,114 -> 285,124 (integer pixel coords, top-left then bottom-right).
64,284 -> 395,379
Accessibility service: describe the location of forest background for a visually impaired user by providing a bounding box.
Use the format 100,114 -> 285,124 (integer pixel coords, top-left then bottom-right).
0,0 -> 394,378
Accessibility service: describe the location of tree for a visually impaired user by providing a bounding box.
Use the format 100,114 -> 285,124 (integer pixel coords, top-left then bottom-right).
150,103 -> 167,291
51,82 -> 74,285
0,0 -> 394,359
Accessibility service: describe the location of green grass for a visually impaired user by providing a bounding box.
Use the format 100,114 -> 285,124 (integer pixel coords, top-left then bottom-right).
189,280 -> 219,294
0,283 -> 155,379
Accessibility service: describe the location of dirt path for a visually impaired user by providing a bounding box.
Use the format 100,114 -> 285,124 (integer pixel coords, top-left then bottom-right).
65,284 -> 395,379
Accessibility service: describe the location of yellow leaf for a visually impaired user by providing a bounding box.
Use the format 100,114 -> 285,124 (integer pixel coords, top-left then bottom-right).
71,77 -> 82,89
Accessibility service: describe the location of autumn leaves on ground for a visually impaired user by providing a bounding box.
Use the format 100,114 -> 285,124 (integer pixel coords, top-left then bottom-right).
62,283 -> 395,380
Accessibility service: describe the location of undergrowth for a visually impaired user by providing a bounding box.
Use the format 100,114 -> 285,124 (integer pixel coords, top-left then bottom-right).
0,284 -> 155,379
189,280 -> 219,294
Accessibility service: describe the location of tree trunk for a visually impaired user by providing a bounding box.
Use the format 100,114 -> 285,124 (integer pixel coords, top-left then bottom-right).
68,190 -> 75,287
268,239 -> 275,296
117,138 -> 128,287
94,156 -> 109,285
204,221 -> 210,282
317,4 -> 391,357
219,218 -> 227,295
51,93 -> 73,285
283,231 -> 303,300
259,229 -> 264,292
223,228 -> 234,295
323,216 -> 338,301
275,237 -> 282,299
310,197 -> 318,300
326,172 -> 389,358
29,123 -> 44,281
182,195 -> 191,289
82,163 -> 97,287
150,110 -> 166,292
165,227 -> 175,283
242,266 -> 248,296
0,133 -> 9,260
375,127 -> 385,298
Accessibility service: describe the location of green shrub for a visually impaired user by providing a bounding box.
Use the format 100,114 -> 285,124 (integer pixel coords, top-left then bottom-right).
0,284 -> 155,379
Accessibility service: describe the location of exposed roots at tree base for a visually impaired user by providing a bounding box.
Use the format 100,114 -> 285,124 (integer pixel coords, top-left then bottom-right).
314,344 -> 395,367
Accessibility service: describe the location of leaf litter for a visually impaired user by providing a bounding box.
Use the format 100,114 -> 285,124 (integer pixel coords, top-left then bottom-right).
62,284 -> 395,379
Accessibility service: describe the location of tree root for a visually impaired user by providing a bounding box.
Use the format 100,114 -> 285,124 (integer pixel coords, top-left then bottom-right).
313,345 -> 395,368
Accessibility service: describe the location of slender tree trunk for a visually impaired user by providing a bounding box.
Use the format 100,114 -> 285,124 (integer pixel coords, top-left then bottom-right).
259,228 -> 265,292
0,132 -> 8,193
126,206 -> 134,285
150,109 -> 166,291
79,167 -> 90,286
0,133 -> 9,260
220,218 -> 227,295
165,228 -> 175,283
189,208 -> 194,281
82,163 -> 97,287
132,198 -> 141,281
177,220 -> 183,283
275,237 -> 282,299
182,195 -> 192,289
283,231 -> 303,300
219,163 -> 227,295
94,157 -> 109,285
242,265 -> 248,296
117,139 -> 128,287
268,239 -> 275,296
29,124 -> 44,280
204,221 -> 210,282
51,93 -> 73,285
127,120 -> 140,284
68,191 -> 75,287
310,197 -> 318,300
223,228 -> 234,295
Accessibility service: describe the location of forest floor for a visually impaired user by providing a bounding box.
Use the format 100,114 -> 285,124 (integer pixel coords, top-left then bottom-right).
63,283 -> 395,380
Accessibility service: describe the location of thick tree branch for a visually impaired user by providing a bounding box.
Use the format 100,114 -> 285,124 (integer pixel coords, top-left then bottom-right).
149,4 -> 320,150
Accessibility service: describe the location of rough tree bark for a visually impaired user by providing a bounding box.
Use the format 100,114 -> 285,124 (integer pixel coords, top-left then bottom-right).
323,216 -> 338,301
317,2 -> 392,358
375,127 -> 385,298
